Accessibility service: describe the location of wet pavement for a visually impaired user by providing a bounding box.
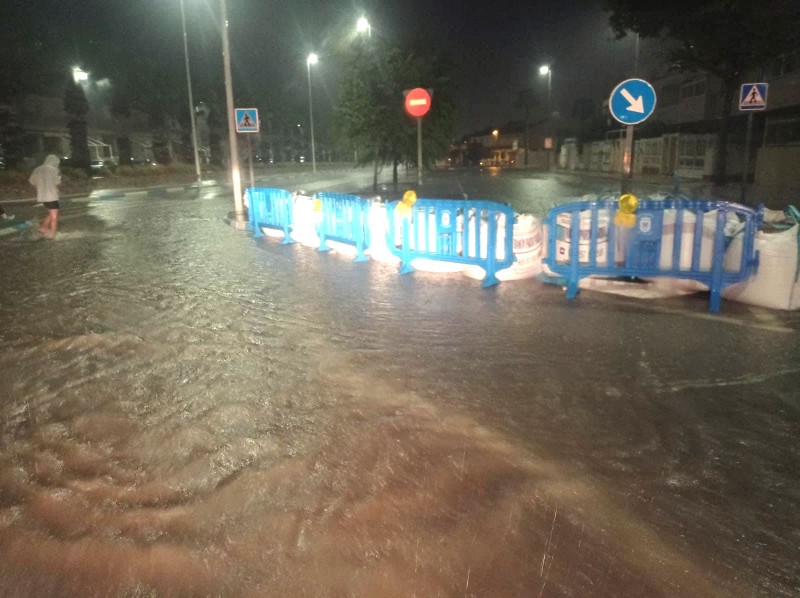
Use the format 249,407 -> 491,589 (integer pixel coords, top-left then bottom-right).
1,169 -> 799,597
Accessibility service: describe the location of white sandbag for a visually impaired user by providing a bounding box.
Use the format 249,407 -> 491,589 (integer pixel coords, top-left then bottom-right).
290,195 -> 322,247
366,202 -> 399,263
553,209 -> 611,265
722,224 -> 799,310
578,277 -> 701,299
463,214 -> 543,281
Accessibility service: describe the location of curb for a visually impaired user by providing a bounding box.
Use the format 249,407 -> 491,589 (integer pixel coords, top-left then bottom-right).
2,180 -> 226,205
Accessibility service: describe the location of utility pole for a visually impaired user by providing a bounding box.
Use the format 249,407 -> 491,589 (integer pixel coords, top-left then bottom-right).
179,0 -> 202,189
220,0 -> 243,222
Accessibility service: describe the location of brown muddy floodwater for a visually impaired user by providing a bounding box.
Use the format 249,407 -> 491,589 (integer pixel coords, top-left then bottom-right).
0,192 -> 798,597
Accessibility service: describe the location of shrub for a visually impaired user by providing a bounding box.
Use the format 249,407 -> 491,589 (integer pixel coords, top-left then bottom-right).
61,167 -> 89,180
0,170 -> 30,185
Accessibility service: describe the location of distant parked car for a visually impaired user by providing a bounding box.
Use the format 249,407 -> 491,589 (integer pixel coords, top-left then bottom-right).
90,159 -> 118,173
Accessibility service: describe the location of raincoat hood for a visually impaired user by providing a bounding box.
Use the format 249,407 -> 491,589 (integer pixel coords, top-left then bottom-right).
29,155 -> 62,203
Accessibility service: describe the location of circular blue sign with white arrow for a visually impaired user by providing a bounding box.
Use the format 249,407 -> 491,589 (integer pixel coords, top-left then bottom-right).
609,78 -> 657,126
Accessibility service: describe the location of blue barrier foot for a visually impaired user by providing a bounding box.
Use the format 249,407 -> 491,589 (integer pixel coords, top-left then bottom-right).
709,291 -> 721,313
566,280 -> 580,300
280,236 -> 295,245
316,243 -> 332,252
481,273 -> 500,288
399,263 -> 415,275
352,254 -> 370,263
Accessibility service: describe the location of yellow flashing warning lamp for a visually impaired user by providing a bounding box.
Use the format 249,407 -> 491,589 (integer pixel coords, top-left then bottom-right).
614,193 -> 638,228
397,189 -> 417,218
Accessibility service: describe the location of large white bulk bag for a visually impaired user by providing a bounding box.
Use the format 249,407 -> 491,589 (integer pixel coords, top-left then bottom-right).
722,224 -> 799,310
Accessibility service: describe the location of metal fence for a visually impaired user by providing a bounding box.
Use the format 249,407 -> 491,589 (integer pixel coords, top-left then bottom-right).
247,187 -> 295,243
386,198 -> 516,287
543,198 -> 763,312
315,192 -> 371,262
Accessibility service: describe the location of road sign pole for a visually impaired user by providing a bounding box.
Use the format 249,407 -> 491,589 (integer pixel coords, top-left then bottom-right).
247,135 -> 255,190
621,125 -> 634,194
417,117 -> 423,187
404,88 -> 432,187
608,79 -> 656,194
740,112 -> 754,205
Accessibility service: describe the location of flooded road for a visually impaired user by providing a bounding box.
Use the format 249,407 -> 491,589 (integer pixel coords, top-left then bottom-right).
1,172 -> 799,596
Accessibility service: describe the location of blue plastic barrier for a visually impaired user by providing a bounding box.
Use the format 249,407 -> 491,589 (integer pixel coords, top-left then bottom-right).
386,199 -> 515,287
247,187 -> 294,244
315,192 -> 371,262
543,198 -> 763,312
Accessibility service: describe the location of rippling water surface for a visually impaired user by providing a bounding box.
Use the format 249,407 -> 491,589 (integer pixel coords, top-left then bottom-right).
1,184 -> 798,597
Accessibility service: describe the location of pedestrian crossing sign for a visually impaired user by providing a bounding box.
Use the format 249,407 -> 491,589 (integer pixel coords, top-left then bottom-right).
739,83 -> 768,111
235,108 -> 259,133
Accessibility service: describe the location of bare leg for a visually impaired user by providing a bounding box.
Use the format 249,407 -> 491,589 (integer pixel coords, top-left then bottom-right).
38,212 -> 51,234
49,209 -> 59,235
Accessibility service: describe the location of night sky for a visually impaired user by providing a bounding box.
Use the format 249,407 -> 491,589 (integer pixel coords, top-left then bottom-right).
2,0 -> 658,137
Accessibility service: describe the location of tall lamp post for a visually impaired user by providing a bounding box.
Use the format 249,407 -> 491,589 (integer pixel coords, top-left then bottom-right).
220,0 -> 244,222
306,53 -> 318,174
179,0 -> 202,188
539,65 -> 552,169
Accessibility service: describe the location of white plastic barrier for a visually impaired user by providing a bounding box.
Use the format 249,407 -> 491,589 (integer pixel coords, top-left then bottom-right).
722,223 -> 800,310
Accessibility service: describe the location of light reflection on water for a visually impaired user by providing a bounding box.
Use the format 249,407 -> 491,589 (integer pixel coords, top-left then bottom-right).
0,193 -> 798,597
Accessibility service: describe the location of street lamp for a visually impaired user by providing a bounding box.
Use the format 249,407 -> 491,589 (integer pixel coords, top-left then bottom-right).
179,0 -> 202,188
72,66 -> 88,83
356,16 -> 371,37
539,65 -> 552,168
306,53 -> 318,173
219,0 -> 244,222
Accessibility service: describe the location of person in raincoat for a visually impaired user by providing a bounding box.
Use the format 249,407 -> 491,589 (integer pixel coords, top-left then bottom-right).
29,154 -> 62,236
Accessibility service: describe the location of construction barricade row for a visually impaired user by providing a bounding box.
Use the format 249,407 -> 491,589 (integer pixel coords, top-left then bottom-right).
245,186 -> 792,312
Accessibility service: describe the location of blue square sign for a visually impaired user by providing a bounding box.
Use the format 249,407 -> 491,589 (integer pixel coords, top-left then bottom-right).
739,83 -> 768,111
235,108 -> 259,133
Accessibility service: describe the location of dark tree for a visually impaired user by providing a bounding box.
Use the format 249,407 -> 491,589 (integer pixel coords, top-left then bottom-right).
335,39 -> 457,189
466,141 -> 489,166
63,79 -> 90,170
206,105 -> 224,167
604,0 -> 800,185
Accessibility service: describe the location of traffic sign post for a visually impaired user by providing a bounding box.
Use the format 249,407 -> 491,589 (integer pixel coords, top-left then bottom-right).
404,88 -> 432,187
235,108 -> 259,190
609,79 -> 657,193
739,83 -> 768,205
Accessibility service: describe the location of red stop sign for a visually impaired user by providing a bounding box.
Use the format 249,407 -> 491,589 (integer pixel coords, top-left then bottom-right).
405,88 -> 432,118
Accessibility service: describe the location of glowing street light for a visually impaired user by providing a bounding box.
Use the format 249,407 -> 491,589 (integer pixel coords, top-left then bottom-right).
306,53 -> 318,173
72,66 -> 88,83
356,16 -> 371,37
